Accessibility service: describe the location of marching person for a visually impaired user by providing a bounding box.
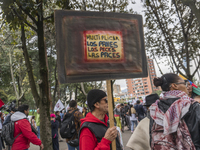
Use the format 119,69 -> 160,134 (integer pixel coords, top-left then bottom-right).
128,105 -> 137,133
65,100 -> 83,150
149,73 -> 200,149
55,111 -> 63,142
134,100 -> 146,122
36,108 -> 40,139
124,103 -> 131,130
114,104 -> 121,130
30,116 -> 36,129
50,113 -> 59,150
11,104 -> 43,150
79,89 -> 122,150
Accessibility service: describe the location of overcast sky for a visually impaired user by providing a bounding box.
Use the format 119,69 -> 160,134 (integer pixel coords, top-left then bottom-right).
115,0 -> 167,90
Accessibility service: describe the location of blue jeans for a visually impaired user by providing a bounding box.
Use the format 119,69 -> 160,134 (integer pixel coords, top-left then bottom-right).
37,126 -> 40,139
67,143 -> 79,150
131,120 -> 138,131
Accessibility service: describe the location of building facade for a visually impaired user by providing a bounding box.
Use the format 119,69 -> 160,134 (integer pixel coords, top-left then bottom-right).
126,58 -> 159,98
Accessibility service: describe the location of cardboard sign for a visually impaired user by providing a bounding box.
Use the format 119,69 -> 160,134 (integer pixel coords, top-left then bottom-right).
55,10 -> 147,83
84,31 -> 124,62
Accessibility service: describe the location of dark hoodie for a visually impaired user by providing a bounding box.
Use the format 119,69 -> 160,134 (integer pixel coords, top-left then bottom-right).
79,112 -> 111,150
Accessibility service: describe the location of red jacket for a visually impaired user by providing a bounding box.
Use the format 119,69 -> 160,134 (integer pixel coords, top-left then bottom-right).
79,112 -> 111,150
11,112 -> 41,150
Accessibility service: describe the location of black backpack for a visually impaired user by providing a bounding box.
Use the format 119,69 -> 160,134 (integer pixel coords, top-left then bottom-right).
60,110 -> 77,139
2,121 -> 21,146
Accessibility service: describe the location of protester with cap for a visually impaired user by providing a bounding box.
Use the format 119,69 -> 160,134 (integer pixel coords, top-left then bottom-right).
50,113 -> 59,150
79,89 -> 122,150
126,93 -> 159,150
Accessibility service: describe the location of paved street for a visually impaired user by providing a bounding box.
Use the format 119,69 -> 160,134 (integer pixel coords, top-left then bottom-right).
30,128 -> 132,150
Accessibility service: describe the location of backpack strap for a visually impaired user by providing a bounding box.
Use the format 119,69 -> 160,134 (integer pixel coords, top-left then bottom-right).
63,109 -> 77,122
79,122 -> 108,142
79,122 -> 123,150
14,132 -> 22,140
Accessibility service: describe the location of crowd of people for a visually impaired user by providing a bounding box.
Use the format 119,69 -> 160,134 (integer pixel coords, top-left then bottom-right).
0,73 -> 200,150
114,100 -> 146,133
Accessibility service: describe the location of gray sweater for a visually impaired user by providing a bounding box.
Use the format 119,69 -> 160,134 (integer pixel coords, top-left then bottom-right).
114,108 -> 121,115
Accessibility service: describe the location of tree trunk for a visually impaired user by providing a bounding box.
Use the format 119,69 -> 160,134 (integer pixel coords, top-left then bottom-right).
21,23 -> 40,107
37,2 -> 53,149
9,47 -> 19,100
53,63 -> 58,110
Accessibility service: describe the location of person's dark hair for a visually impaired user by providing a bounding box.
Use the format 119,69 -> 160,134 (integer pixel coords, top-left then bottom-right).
90,98 -> 103,112
18,104 -> 29,113
128,105 -> 133,116
90,105 -> 96,112
136,100 -> 140,104
120,103 -> 124,106
69,100 -> 77,108
153,73 -> 180,91
31,116 -> 35,123
55,111 -> 59,115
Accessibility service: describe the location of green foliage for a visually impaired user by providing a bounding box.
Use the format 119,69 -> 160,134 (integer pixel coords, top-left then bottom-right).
0,89 -> 8,103
7,95 -> 16,102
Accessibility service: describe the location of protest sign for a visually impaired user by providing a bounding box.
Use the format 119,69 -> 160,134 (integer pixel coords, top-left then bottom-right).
54,99 -> 64,112
55,10 -> 147,83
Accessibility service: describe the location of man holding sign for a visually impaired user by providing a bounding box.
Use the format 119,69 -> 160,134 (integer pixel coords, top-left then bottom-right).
79,89 -> 122,150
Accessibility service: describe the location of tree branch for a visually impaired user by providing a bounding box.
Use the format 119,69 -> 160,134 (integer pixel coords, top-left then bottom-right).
14,1 -> 37,25
149,0 -> 186,71
80,83 -> 87,96
186,10 -> 194,35
192,56 -> 200,77
153,54 -> 163,75
0,17 -> 6,31
21,23 -> 40,107
181,0 -> 200,26
12,7 -> 37,32
44,14 -> 53,20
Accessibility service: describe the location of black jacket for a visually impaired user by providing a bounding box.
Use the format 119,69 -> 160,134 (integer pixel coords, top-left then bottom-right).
134,104 -> 145,116
55,115 -> 61,128
150,98 -> 200,150
51,120 -> 59,139
120,107 -> 125,118
124,105 -> 130,114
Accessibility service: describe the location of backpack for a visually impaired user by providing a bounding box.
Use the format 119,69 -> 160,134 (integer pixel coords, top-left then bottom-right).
2,121 -> 21,146
150,119 -> 195,150
60,110 -> 77,139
